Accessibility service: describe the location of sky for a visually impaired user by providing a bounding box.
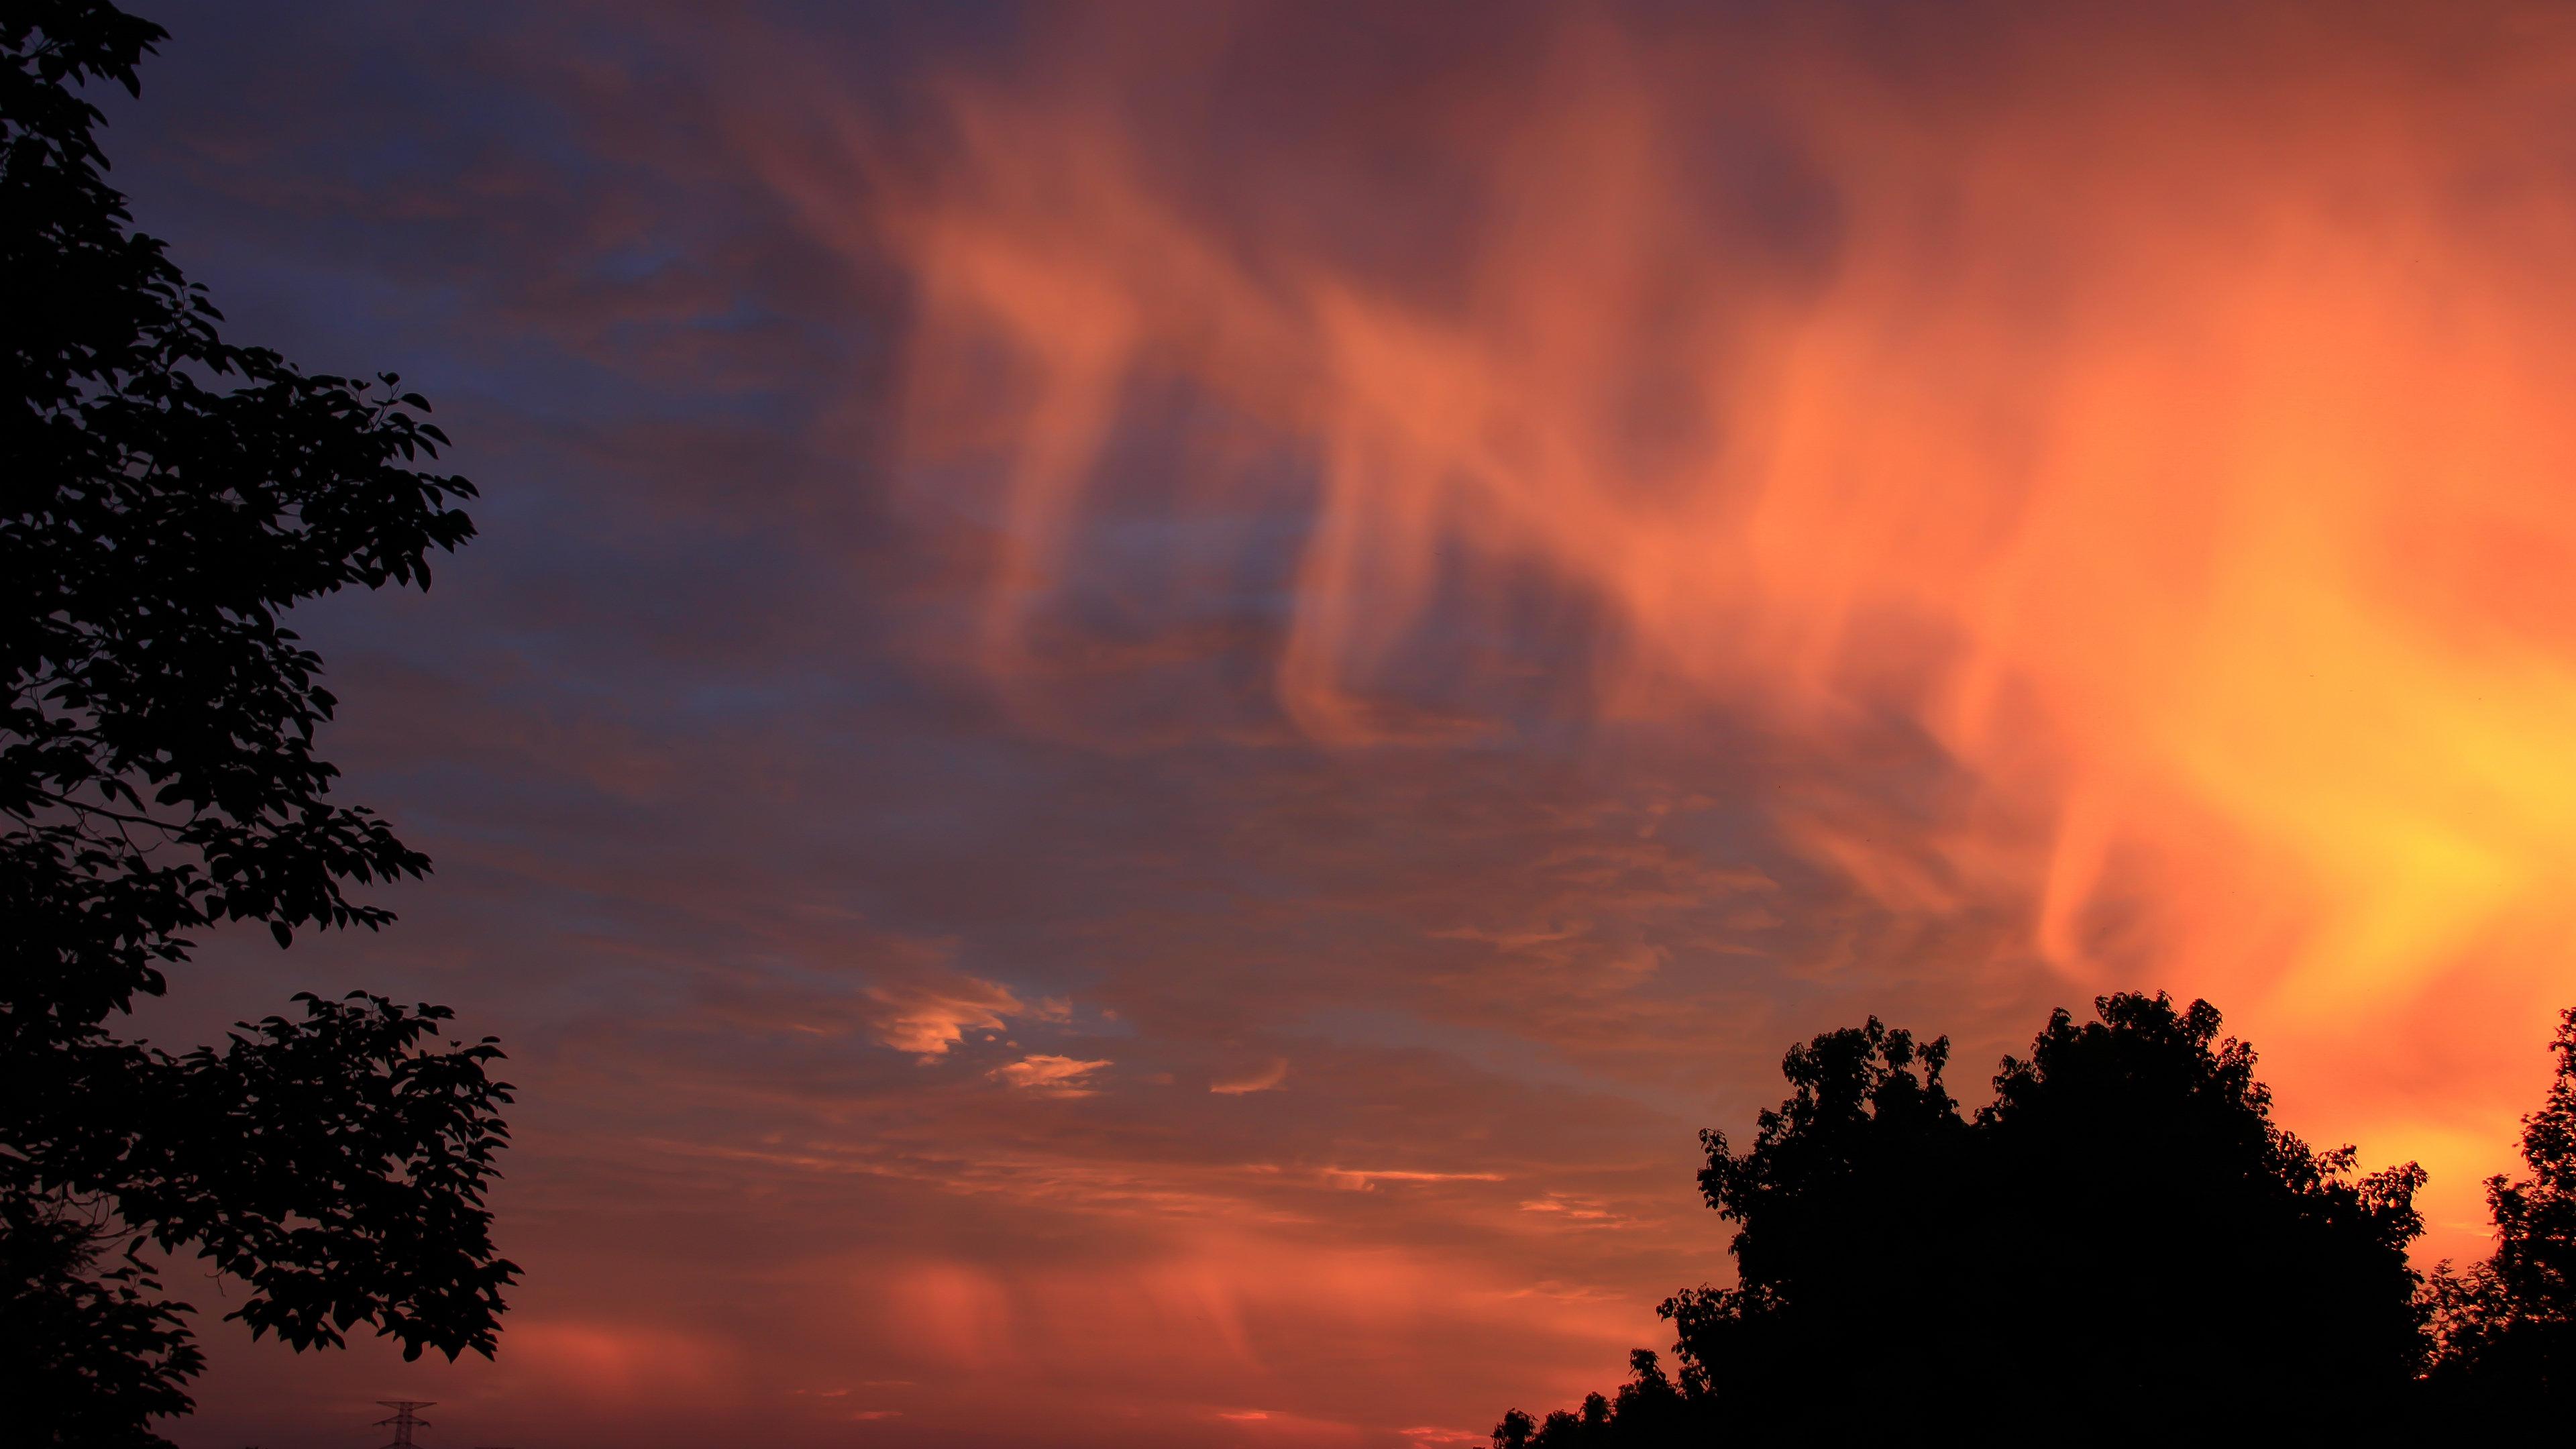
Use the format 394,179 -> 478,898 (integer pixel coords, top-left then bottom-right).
94,1 -> 2576,1444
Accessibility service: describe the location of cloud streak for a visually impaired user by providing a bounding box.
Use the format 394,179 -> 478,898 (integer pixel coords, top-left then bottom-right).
1210,1057 -> 1290,1095
993,1054 -> 1112,1093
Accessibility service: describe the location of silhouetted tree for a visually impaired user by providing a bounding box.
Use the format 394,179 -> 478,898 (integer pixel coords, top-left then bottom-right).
1493,1350 -> 1697,1448
2424,1006 -> 2576,1428
0,1204 -> 197,1446
1660,1016 -> 1969,1428
1496,994 -> 2428,1441
2,5 -> 513,1443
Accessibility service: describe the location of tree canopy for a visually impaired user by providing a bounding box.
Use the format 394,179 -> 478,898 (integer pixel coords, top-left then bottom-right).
2424,1006 -> 2576,1429
2,4 -> 513,1442
1495,992 -> 2505,1443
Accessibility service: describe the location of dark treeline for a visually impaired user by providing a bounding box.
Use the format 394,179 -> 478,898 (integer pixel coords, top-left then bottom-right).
1497,994 -> 2575,1443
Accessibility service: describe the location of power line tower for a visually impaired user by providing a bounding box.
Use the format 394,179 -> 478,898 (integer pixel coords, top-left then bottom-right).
375,1401 -> 435,1448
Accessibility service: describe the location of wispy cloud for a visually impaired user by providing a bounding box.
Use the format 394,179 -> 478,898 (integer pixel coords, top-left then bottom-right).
1322,1168 -> 1506,1192
862,975 -> 1024,1056
139,1 -> 2576,1446
991,1054 -> 1112,1093
1210,1057 -> 1289,1095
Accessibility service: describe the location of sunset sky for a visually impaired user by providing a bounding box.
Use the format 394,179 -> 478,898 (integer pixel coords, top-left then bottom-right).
108,2 -> 2576,1444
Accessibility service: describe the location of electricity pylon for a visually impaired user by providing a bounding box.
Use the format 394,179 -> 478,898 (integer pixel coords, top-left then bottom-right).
375,1401 -> 435,1448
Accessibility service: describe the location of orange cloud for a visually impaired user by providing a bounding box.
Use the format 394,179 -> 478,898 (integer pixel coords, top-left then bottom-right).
991,1053 -> 1112,1093
863,973 -> 1023,1055
777,0 -> 2576,1246
1320,1168 -> 1506,1192
159,5 -> 2576,1444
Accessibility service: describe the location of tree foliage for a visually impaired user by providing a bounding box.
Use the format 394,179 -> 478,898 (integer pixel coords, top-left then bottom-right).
1491,1351 -> 1688,1449
2424,1006 -> 2576,1428
2,4 -> 513,1442
1497,993 -> 2440,1442
0,1207 -> 200,1448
